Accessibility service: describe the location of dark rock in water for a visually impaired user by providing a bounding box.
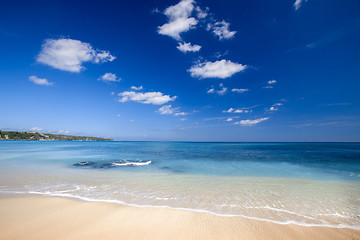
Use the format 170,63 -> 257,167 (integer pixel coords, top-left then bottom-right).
73,161 -> 111,168
73,161 -> 93,167
73,160 -> 151,169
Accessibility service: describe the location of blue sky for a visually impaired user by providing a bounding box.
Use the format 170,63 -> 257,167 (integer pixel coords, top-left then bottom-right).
0,0 -> 359,141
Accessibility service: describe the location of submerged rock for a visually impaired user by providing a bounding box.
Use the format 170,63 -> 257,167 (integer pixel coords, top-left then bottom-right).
73,160 -> 151,169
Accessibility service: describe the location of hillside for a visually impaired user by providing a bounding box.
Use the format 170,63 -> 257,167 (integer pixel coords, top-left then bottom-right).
0,130 -> 113,141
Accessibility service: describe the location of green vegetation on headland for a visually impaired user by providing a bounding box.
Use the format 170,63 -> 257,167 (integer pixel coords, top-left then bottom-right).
0,130 -> 113,141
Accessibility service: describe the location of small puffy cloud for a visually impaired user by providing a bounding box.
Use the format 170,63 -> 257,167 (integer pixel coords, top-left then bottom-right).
58,130 -> 70,134
267,103 -> 284,112
189,59 -> 247,79
195,6 -> 208,19
231,88 -> 248,93
234,117 -> 269,126
98,73 -> 121,82
216,83 -> 227,95
164,0 -> 194,20
226,118 -> 233,122
207,83 -> 227,95
29,75 -> 53,86
207,88 -> 215,94
177,42 -> 201,53
269,107 -> 277,111
118,91 -> 177,105
158,0 -> 198,40
158,105 -> 179,115
264,80 -> 276,89
130,86 -> 143,91
158,105 -> 187,116
158,18 -> 198,40
30,127 -> 43,132
36,38 -> 116,72
294,0 -> 307,10
208,20 -> 236,40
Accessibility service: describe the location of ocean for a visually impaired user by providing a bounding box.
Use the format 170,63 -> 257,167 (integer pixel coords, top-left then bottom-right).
0,141 -> 359,229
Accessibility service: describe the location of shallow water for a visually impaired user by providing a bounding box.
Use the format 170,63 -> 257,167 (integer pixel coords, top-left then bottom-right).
0,141 -> 359,229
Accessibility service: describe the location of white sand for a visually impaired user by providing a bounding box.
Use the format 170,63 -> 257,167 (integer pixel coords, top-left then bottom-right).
0,194 -> 359,240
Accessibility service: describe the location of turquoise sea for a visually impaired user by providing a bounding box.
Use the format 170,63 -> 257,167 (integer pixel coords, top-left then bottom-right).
0,141 -> 359,229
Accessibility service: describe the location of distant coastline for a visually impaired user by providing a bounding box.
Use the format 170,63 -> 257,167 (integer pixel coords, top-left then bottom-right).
0,130 -> 113,141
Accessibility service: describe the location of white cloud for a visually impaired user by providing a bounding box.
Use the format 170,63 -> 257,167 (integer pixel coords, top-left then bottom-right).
158,105 -> 187,116
158,0 -> 198,40
234,109 -> 250,113
180,118 -> 187,121
267,103 -> 284,112
226,118 -> 233,122
217,83 -> 227,95
118,91 -> 177,105
195,6 -> 208,19
269,107 -> 277,111
36,38 -> 116,72
223,108 -> 235,113
164,0 -> 194,20
263,86 -> 273,89
28,75 -> 53,86
177,42 -> 201,53
207,83 -> 227,95
158,105 -> 179,115
58,130 -> 70,134
157,0 -> 238,44
207,88 -> 215,94
208,20 -> 236,40
234,117 -> 269,126
294,0 -> 308,10
30,127 -> 43,132
117,114 -> 121,117
231,88 -> 248,93
98,73 -> 121,82
130,86 -> 143,91
223,108 -> 250,113
189,59 -> 247,79
158,18 -> 198,40
273,103 -> 283,107
268,80 -> 277,84
174,112 -> 187,116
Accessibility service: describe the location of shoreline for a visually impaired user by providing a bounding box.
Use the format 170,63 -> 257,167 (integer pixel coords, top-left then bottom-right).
1,190 -> 359,231
0,193 -> 359,240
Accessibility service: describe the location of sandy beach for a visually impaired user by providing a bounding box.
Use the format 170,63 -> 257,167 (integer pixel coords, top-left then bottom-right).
0,194 -> 359,240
